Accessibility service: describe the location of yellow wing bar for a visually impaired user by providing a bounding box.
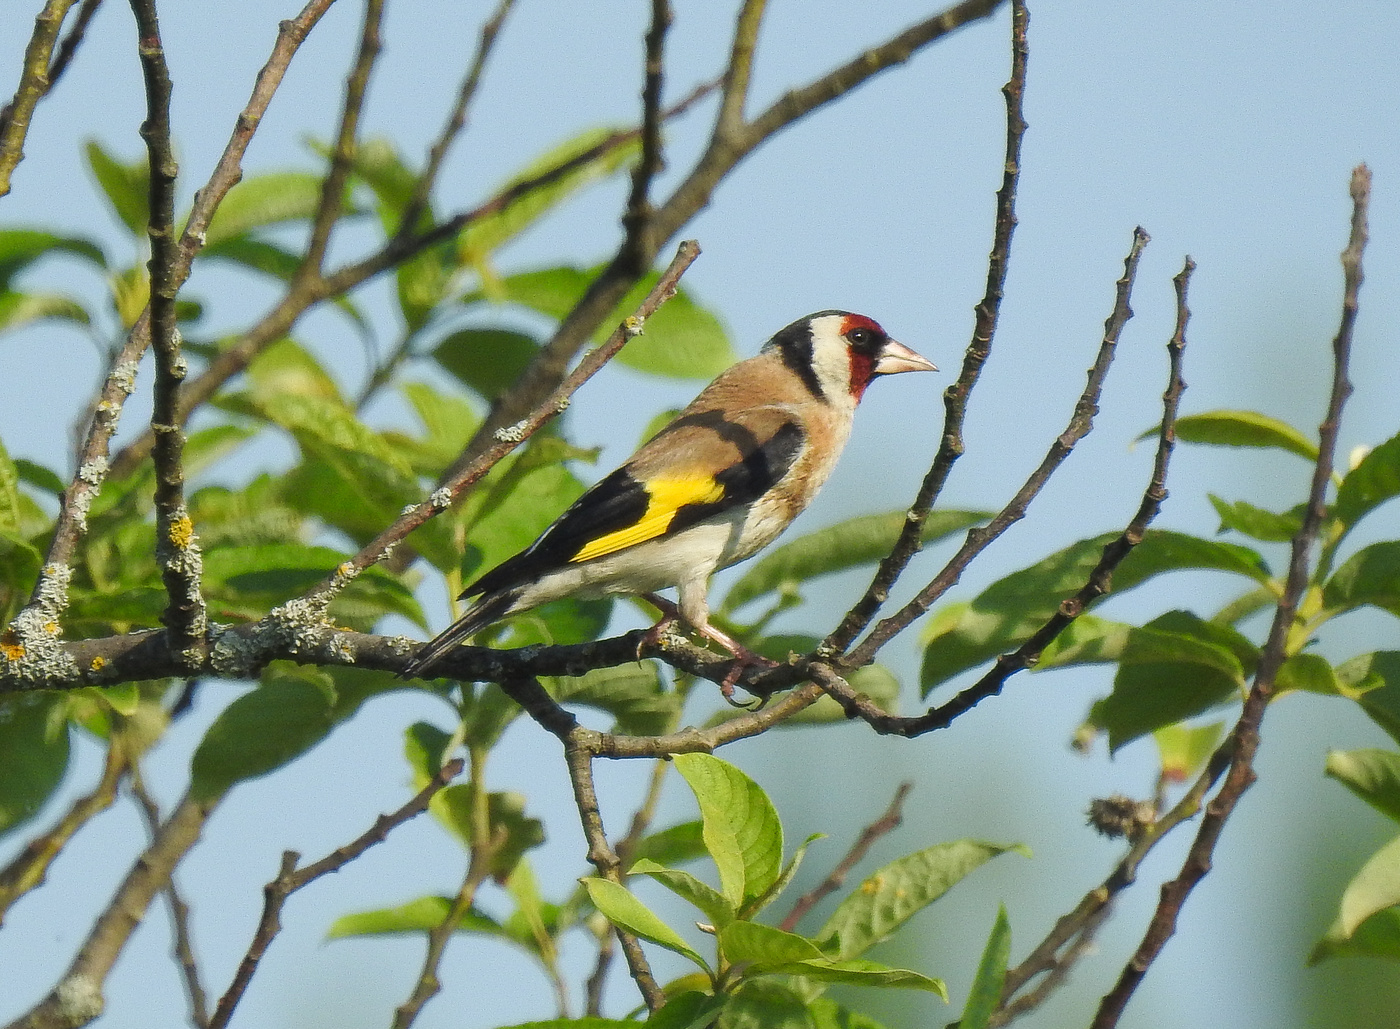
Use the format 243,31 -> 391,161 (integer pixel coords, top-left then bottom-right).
571,476 -> 724,563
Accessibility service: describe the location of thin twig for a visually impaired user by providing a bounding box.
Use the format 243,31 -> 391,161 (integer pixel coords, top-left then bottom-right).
208,759 -> 464,1029
129,0 -> 207,658
0,0 -> 80,198
1091,165 -> 1369,1029
300,0 -> 383,275
44,0 -> 103,88
619,0 -> 672,269
398,0 -> 516,235
780,783 -> 912,932
826,0 -> 1027,656
561,728 -> 663,1011
130,775 -> 208,1028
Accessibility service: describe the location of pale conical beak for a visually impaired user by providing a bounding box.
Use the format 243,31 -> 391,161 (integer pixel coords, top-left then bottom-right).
873,339 -> 938,375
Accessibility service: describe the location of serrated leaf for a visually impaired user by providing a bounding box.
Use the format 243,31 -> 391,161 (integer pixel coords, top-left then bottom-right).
1147,410 -> 1318,461
327,895 -> 503,939
959,905 -> 1010,1029
720,509 -> 990,616
459,126 -> 640,262
189,668 -> 337,801
1326,749 -> 1400,825
1336,433 -> 1400,532
630,858 -> 735,928
674,754 -> 783,910
1208,495 -> 1304,542
203,171 -> 327,245
1310,905 -> 1400,965
433,327 -> 540,401
1318,835 -> 1400,942
818,840 -> 1026,960
85,140 -> 149,235
0,692 -> 72,836
580,877 -> 710,971
1325,542 -> 1400,618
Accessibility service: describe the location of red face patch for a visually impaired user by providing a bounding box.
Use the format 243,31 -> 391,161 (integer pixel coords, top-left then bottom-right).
840,314 -> 886,400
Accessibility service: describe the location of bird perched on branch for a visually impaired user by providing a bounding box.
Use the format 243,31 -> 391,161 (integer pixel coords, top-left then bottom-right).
400,310 -> 936,694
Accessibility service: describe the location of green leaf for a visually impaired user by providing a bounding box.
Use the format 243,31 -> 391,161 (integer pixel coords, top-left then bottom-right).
1325,542 -> 1400,618
1326,749 -> 1400,824
189,668 -> 337,802
720,509 -> 990,616
580,877 -> 710,972
1310,905 -> 1400,965
85,140 -> 149,235
1089,611 -> 1253,752
239,337 -> 343,404
674,753 -> 783,910
648,992 -> 729,1029
921,531 -> 1270,695
1277,653 -> 1349,698
0,436 -> 21,534
1347,653 -> 1400,745
1336,433 -> 1400,530
13,457 -> 65,497
432,328 -> 540,402
458,126 -> 640,262
1153,721 -> 1225,782
0,692 -> 71,836
720,920 -> 824,966
1208,495 -> 1304,542
398,381 -> 482,472
629,858 -> 735,928
761,957 -> 946,996
430,786 -> 545,879
807,997 -> 891,1029
1152,410 -> 1318,461
0,290 -> 90,334
958,905 -> 1010,1029
0,229 -> 105,289
551,663 -> 678,736
715,982 -> 815,1029
327,895 -> 503,939
1317,835 -> 1400,943
817,839 -> 1027,960
629,821 -> 708,870
203,171 -> 327,245
470,264 -> 736,379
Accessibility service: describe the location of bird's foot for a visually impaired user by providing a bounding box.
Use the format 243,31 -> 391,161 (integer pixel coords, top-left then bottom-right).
640,593 -> 775,703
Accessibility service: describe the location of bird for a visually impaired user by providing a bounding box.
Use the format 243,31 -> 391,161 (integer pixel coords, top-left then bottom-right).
399,310 -> 937,693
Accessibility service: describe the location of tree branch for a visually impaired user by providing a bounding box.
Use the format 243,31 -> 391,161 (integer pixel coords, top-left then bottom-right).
1091,165 -> 1369,1029
0,0 -> 80,198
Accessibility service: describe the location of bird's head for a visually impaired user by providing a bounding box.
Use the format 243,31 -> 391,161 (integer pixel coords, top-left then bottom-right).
766,310 -> 937,403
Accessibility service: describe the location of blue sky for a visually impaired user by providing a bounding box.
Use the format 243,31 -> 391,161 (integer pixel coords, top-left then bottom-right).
2,2 -> 1399,1027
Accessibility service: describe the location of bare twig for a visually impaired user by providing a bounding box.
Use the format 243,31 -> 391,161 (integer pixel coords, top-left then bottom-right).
1091,166 -> 1369,1029
619,0 -> 673,267
209,759 -> 464,1029
780,782 -> 912,932
43,0 -> 103,89
129,0 -> 207,659
826,0 -> 1028,656
0,0 -> 80,198
130,776 -> 208,1028
300,0 -> 383,275
561,729 -> 662,1011
398,0 -> 518,236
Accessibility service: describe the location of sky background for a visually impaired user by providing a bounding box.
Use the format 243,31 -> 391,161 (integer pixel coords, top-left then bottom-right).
2,1 -> 1400,1027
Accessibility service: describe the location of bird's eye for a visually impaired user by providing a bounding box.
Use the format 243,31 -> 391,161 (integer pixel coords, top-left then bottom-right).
847,328 -> 870,346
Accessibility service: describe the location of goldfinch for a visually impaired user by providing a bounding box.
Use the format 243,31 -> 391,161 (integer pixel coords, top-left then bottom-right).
401,310 -> 936,685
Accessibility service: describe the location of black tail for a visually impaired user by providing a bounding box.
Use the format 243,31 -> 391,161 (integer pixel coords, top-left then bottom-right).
397,590 -> 519,680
